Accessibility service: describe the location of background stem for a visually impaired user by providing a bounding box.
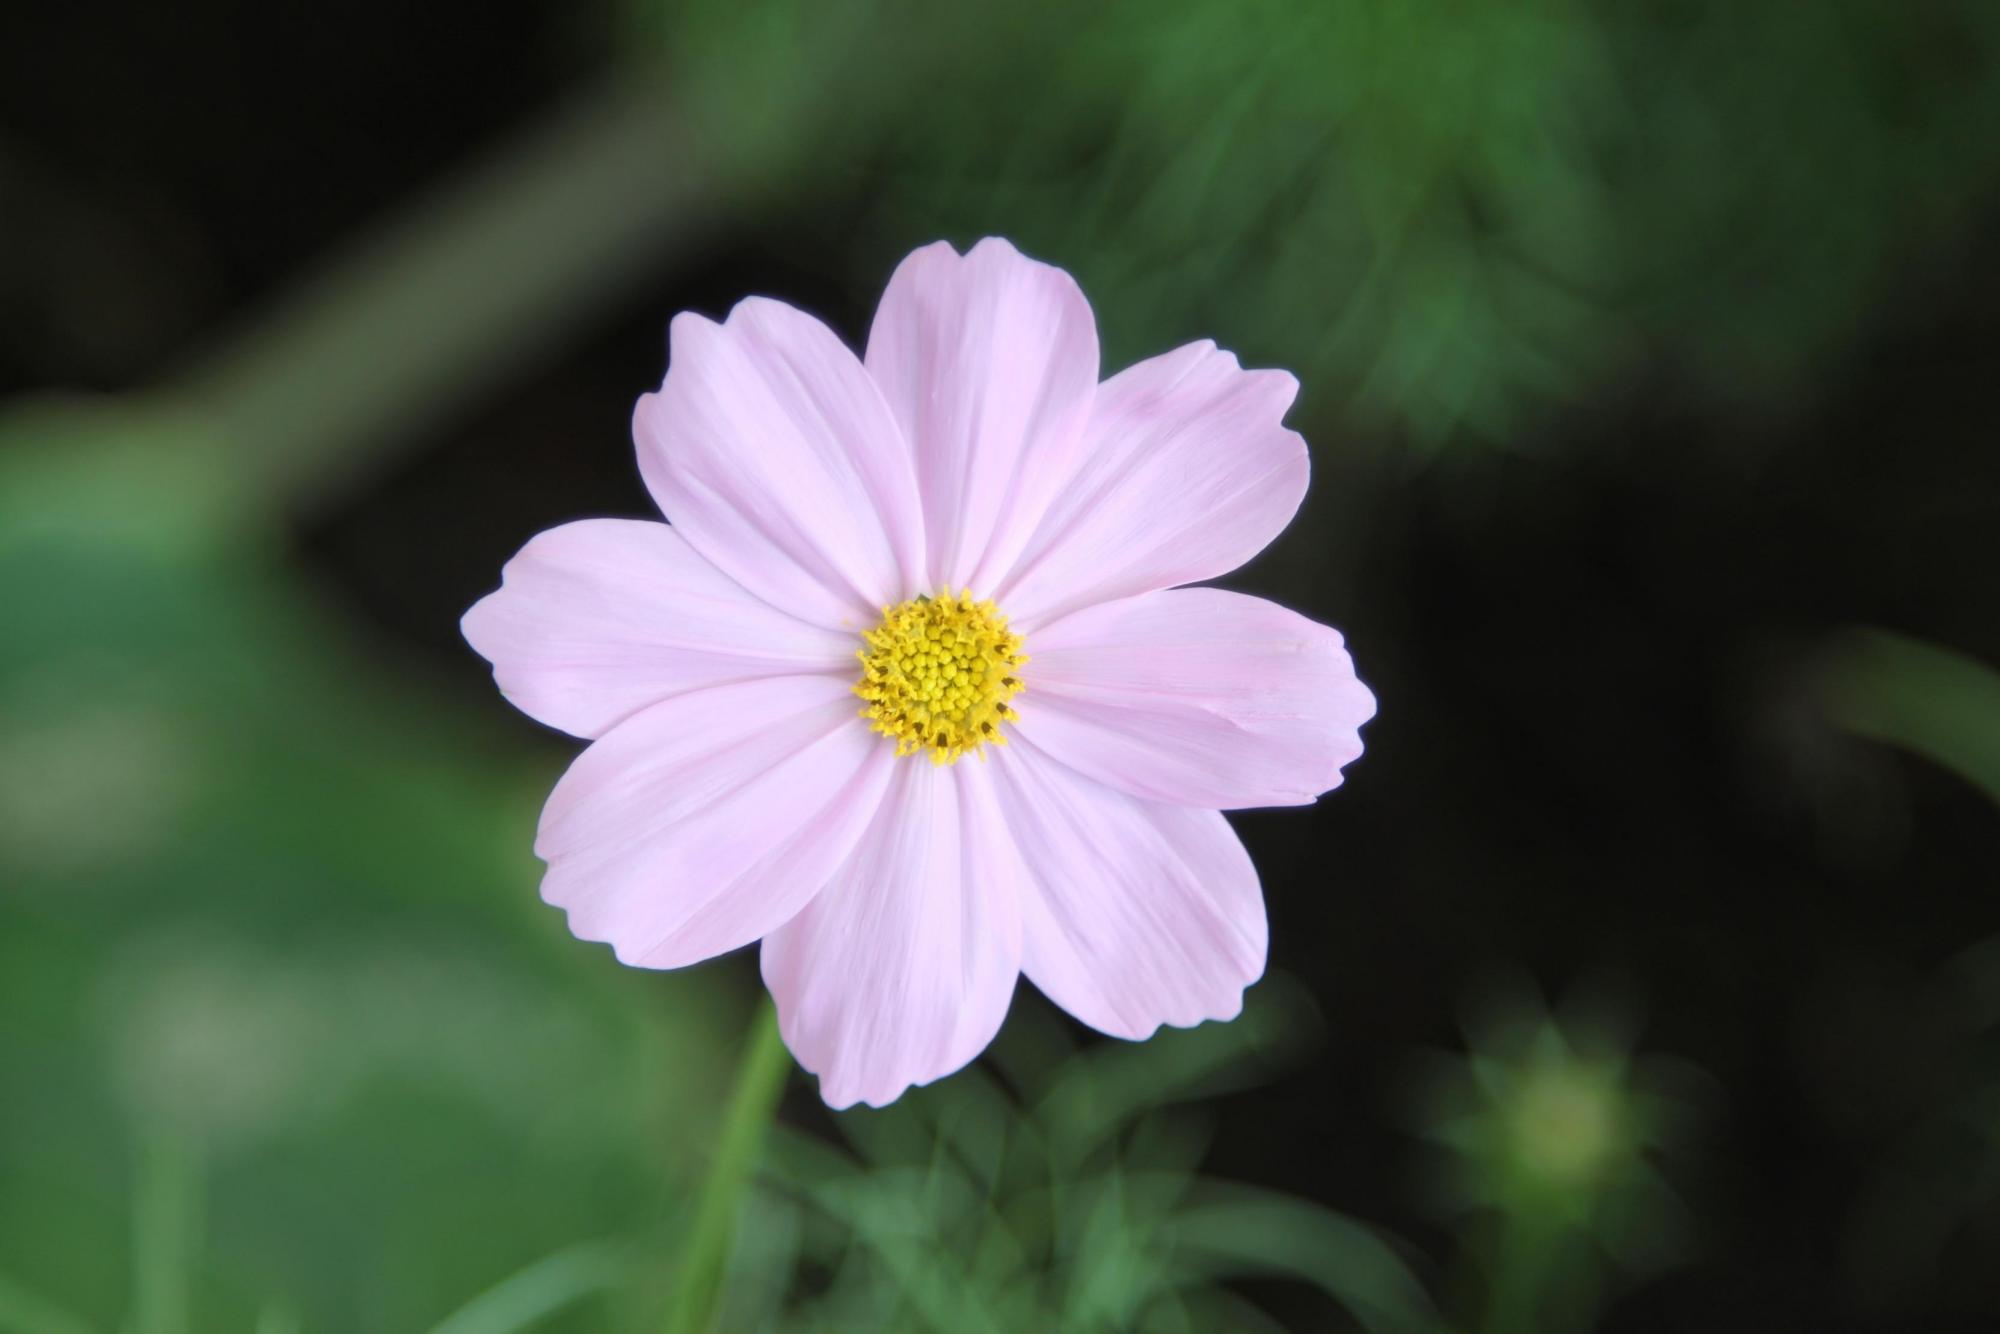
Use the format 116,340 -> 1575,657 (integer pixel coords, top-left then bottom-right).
661,1001 -> 791,1334
161,73 -> 717,513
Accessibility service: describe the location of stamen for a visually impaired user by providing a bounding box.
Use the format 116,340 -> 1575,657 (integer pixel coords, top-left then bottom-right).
853,589 -> 1028,765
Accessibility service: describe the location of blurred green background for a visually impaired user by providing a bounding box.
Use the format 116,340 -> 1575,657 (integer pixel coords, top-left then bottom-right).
5,1 -> 2000,1330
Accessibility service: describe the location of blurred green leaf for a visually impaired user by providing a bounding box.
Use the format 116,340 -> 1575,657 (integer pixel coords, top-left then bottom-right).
1168,1185 -> 1441,1334
424,1243 -> 624,1334
746,980 -> 1428,1332
1823,629 -> 2000,809
0,1274 -> 100,1334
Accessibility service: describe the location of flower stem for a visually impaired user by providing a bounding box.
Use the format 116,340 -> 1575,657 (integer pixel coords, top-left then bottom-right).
132,1130 -> 201,1334
661,999 -> 790,1334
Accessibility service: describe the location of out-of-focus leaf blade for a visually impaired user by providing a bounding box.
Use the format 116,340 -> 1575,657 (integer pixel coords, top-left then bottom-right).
422,1242 -> 623,1334
1822,629 -> 2000,808
1166,1186 -> 1442,1334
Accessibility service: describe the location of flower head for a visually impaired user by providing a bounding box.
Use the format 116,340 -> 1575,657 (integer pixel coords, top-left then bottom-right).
463,238 -> 1375,1108
855,589 -> 1026,763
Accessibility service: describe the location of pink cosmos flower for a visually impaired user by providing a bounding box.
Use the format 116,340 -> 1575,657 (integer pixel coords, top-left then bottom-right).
463,238 -> 1375,1109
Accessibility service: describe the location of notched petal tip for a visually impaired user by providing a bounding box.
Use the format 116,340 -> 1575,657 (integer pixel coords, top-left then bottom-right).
772,999 -> 927,1111
1016,590 -> 1371,810
802,1044 -> 991,1112
666,306 -> 722,343
1349,673 -> 1381,730
1098,978 -> 1256,1045
907,236 -> 967,262
761,760 -> 1024,1110
457,587 -> 502,662
1246,362 -> 1302,411
629,386 -> 664,436
997,339 -> 1311,628
1295,640 -> 1377,801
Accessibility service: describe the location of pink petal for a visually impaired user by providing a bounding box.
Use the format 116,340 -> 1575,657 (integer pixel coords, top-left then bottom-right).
536,675 -> 891,969
997,340 -> 1308,630
1016,588 -> 1375,809
761,759 -> 1023,1109
635,299 -> 925,630
988,739 -> 1266,1040
461,519 -> 855,740
864,238 -> 1099,593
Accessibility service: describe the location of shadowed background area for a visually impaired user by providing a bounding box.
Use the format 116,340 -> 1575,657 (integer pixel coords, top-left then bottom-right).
5,2 -> 2000,1331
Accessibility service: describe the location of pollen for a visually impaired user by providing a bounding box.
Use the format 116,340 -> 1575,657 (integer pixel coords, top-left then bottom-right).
855,589 -> 1027,765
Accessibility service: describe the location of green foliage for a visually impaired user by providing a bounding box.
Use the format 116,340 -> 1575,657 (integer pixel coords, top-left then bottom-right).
0,411 -> 726,1333
636,0 -> 2000,444
727,978 -> 1442,1333
1403,988 -> 1700,1334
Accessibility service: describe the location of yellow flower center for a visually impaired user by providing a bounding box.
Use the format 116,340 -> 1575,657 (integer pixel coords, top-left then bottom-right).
854,590 -> 1027,765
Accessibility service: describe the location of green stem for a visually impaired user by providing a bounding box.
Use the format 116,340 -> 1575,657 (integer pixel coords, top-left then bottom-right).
131,1131 -> 201,1334
1475,1209 -> 1594,1334
661,1000 -> 791,1334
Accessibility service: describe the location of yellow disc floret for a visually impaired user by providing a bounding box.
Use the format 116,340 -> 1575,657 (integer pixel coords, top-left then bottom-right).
855,589 -> 1027,765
